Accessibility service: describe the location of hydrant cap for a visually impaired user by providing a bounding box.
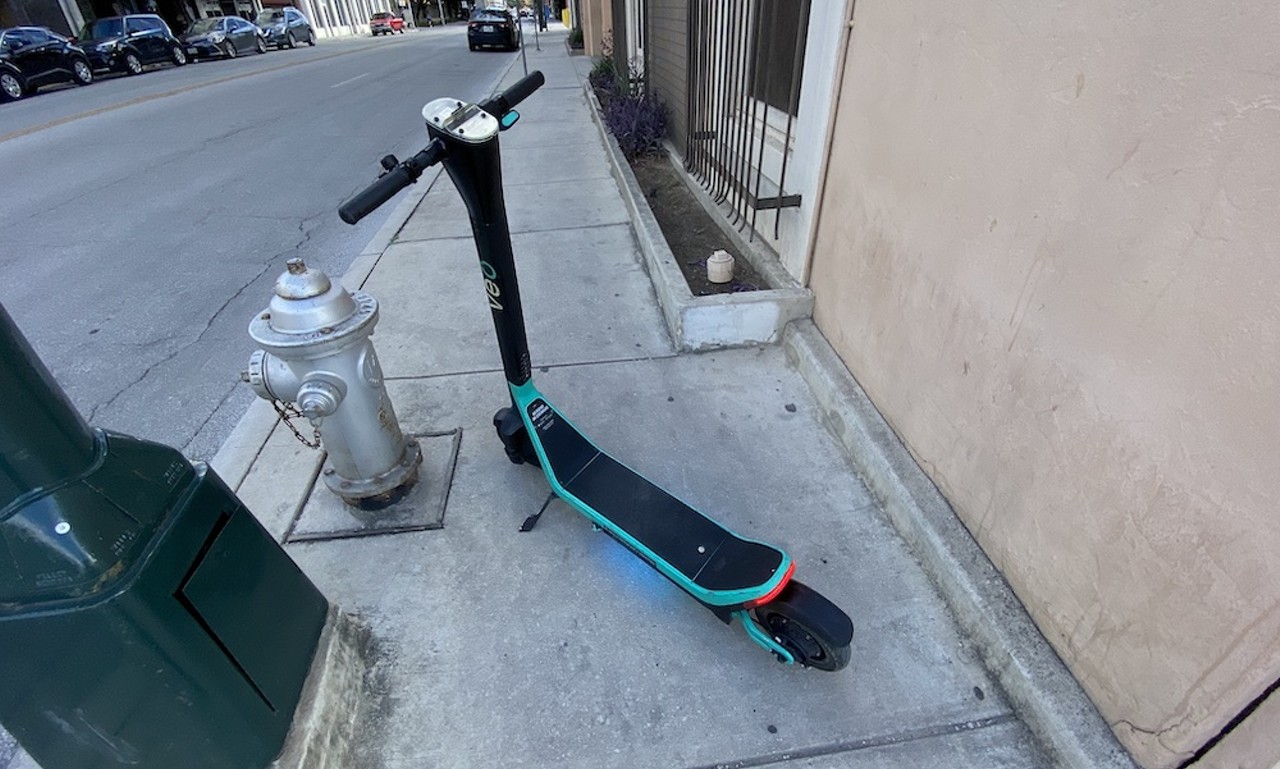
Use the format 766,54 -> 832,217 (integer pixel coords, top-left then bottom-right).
276,258 -> 332,299
266,259 -> 359,333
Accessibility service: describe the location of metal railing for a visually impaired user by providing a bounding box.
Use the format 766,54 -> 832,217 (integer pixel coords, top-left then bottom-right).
685,0 -> 809,240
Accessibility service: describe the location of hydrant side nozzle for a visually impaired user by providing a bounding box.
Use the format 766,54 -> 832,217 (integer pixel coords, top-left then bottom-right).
246,350 -> 303,402
296,375 -> 347,424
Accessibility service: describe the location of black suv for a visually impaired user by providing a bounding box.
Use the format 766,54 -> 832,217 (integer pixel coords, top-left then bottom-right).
77,14 -> 188,75
0,27 -> 94,101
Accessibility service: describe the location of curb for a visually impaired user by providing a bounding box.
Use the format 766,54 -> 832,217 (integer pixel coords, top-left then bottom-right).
270,608 -> 376,769
584,84 -> 814,351
781,319 -> 1138,769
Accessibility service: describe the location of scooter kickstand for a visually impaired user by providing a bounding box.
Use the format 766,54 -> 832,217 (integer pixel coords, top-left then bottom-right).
519,493 -> 556,532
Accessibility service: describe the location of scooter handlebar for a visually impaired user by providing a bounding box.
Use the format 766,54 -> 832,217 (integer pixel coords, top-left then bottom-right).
480,70 -> 545,118
339,165 -> 415,224
338,140 -> 448,225
341,73 -> 543,226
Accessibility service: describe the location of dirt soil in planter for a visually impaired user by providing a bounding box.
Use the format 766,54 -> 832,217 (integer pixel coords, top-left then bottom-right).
628,154 -> 766,296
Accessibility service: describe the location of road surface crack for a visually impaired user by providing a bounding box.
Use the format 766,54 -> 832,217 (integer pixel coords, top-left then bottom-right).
87,257 -> 278,426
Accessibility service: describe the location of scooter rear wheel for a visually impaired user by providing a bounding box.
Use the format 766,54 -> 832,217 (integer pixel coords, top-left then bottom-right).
753,580 -> 853,671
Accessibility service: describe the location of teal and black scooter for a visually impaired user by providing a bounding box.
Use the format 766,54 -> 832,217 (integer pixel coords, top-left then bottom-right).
339,72 -> 853,670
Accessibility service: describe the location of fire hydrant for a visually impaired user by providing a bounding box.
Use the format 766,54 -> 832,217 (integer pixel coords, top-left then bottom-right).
246,258 -> 421,510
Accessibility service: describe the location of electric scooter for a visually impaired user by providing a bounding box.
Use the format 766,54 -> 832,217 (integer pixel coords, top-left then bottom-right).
338,72 -> 853,670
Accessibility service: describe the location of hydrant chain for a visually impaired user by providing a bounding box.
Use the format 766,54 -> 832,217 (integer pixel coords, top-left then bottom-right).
270,398 -> 323,449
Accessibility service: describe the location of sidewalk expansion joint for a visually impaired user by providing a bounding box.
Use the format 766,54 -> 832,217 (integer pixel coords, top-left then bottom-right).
392,216 -> 628,245
491,219 -> 631,234
380,353 -> 682,382
684,713 -> 1020,769
509,217 -> 627,233
502,172 -> 615,187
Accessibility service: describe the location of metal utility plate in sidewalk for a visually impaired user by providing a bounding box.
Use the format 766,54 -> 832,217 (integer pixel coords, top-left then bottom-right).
285,430 -> 461,543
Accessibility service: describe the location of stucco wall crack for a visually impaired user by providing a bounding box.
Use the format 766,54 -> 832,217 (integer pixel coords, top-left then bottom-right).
1111,719 -> 1193,765
1105,140 -> 1142,181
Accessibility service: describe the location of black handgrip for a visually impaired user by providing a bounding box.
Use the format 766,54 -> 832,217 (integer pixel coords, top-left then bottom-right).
479,70 -> 545,118
501,70 -> 545,110
339,141 -> 447,225
339,165 -> 414,224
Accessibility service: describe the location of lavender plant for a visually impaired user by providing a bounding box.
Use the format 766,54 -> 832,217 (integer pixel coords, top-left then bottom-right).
604,92 -> 668,160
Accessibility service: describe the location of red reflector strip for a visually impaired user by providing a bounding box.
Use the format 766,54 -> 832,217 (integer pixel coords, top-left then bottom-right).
744,561 -> 794,609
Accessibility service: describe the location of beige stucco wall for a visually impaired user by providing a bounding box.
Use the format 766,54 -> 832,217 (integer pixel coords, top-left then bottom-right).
579,0 -> 612,58
1193,688 -> 1280,769
807,2 -> 1280,768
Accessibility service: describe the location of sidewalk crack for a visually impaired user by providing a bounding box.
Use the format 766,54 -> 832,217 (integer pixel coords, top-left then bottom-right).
683,714 -> 1019,769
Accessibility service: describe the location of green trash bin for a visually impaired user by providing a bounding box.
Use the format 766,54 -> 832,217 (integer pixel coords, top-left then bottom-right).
0,303 -> 329,769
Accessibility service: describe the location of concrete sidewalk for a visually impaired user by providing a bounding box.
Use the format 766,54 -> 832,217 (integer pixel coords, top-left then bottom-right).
220,28 -> 1052,769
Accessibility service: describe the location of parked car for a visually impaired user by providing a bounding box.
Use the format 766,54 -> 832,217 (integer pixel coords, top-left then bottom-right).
76,14 -> 187,74
0,27 -> 94,101
255,7 -> 315,49
369,11 -> 405,35
0,59 -> 21,101
468,8 -> 518,51
180,16 -> 266,59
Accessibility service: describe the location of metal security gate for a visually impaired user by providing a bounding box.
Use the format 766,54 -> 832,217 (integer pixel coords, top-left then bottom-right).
685,0 -> 810,239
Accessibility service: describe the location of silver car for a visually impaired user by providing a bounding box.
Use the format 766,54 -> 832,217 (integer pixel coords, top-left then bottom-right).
254,7 -> 316,49
180,17 -> 267,59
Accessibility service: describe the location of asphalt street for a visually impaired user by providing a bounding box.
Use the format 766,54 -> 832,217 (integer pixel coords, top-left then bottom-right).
0,24 -> 516,461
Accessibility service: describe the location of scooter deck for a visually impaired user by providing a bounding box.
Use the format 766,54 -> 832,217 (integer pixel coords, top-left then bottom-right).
521,394 -> 788,605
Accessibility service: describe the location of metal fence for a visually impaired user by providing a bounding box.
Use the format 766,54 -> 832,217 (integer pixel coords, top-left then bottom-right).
685,0 -> 810,239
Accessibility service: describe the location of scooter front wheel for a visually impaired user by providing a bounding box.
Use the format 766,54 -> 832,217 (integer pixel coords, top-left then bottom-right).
493,406 -> 542,467
753,580 -> 853,671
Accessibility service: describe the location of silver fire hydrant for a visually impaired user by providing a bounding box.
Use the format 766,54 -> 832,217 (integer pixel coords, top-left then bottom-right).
245,258 -> 421,510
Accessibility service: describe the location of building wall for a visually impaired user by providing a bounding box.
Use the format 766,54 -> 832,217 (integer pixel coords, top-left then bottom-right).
806,1 -> 1280,768
648,0 -> 845,283
192,0 -> 263,20
1192,688 -> 1280,769
0,0 -> 77,33
288,0 -> 387,38
608,0 -> 624,73
579,0 -> 609,57
644,0 -> 685,149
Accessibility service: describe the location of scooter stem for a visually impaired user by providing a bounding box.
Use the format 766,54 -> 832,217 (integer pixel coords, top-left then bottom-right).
425,100 -> 533,388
